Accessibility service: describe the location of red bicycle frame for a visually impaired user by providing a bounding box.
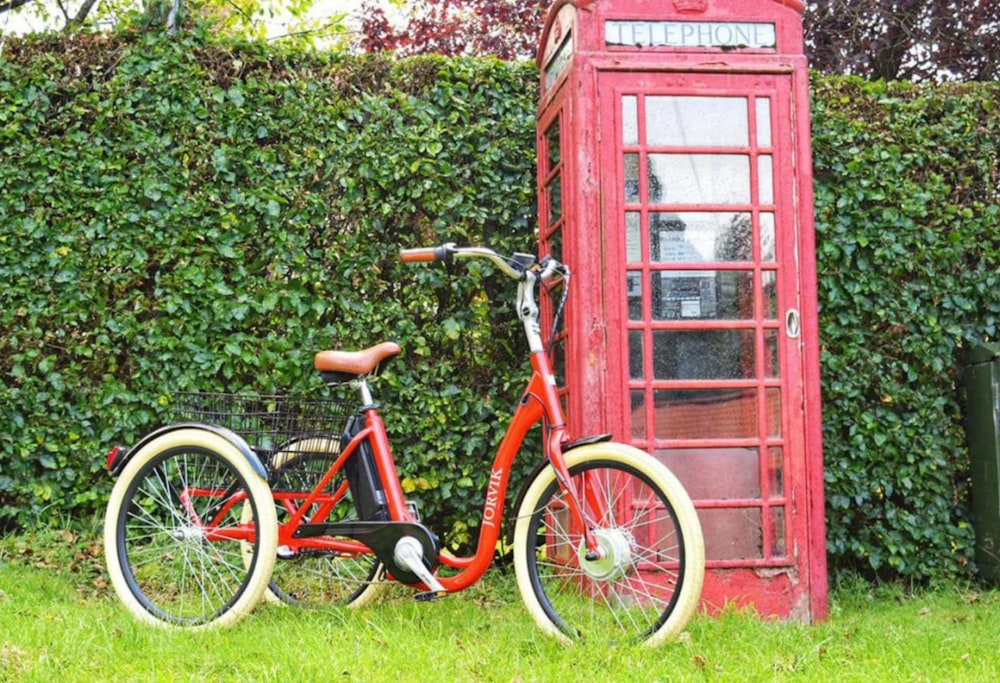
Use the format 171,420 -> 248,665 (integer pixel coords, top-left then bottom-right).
269,246 -> 605,593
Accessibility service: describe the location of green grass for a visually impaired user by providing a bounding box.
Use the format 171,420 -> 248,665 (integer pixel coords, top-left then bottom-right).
2,529 -> 999,682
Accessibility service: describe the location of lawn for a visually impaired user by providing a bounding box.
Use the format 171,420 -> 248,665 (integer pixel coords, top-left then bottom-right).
1,528 -> 998,682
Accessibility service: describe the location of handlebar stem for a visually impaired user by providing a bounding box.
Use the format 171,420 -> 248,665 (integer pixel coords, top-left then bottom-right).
517,272 -> 544,354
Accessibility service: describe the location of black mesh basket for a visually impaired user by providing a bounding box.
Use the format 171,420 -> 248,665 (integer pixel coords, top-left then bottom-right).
172,392 -> 358,490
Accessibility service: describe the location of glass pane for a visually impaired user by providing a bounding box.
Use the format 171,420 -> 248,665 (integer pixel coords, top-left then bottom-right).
759,155 -> 773,204
646,96 -> 748,147
626,212 -> 641,262
630,390 -> 646,440
547,230 -> 563,263
652,389 -> 758,438
651,273 -> 714,319
629,330 -> 644,379
552,338 -> 566,387
651,271 -> 755,321
763,270 -> 777,319
624,153 -> 640,203
767,387 -> 781,437
622,95 -> 638,145
756,98 -> 772,148
547,174 -> 562,224
650,212 -> 752,262
697,508 -> 763,561
655,448 -> 760,500
544,33 -> 573,90
716,271 -> 756,319
627,271 -> 642,320
771,506 -> 786,556
760,212 -> 775,261
648,154 -> 751,204
764,328 -> 779,378
652,331 -> 756,380
545,119 -> 560,168
768,447 -> 784,498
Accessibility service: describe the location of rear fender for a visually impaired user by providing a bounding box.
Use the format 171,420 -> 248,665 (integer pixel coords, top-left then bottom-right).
105,423 -> 267,479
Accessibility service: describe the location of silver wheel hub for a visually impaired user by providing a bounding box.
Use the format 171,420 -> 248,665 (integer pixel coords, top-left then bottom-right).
170,526 -> 205,542
579,528 -> 634,581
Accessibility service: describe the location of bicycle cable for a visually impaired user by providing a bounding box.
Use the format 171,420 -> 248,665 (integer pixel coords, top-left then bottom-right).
547,266 -> 570,356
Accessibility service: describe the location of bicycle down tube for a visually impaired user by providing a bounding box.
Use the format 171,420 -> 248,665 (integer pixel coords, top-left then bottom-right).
393,245 -> 601,591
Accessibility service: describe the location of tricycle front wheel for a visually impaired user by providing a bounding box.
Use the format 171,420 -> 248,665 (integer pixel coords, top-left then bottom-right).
513,443 -> 704,647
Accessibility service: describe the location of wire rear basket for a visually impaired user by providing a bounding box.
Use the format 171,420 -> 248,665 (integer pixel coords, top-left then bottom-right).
173,393 -> 358,489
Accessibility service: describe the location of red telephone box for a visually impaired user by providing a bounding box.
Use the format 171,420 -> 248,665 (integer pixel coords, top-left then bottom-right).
536,0 -> 827,620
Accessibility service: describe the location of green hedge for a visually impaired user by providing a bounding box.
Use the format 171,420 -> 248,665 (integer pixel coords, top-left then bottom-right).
2,32 -> 1000,581
0,31 -> 539,549
811,76 -> 1000,581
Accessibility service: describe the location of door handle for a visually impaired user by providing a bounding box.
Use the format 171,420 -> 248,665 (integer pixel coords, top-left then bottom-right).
786,309 -> 801,339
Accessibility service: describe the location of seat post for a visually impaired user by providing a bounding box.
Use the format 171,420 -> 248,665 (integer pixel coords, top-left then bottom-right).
351,377 -> 376,408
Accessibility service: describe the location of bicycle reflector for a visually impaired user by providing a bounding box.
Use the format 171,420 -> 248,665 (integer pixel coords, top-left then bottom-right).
106,445 -> 129,475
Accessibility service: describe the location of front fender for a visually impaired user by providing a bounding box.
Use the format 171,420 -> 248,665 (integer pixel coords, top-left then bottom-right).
106,423 -> 268,479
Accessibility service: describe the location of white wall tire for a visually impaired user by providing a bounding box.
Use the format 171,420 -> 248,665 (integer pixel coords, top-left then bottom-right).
104,428 -> 277,629
513,442 -> 704,647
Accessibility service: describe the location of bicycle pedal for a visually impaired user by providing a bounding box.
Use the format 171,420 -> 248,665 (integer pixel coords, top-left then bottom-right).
414,590 -> 449,602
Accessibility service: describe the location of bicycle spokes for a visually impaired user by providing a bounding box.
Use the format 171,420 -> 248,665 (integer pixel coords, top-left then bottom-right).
514,447 -> 703,646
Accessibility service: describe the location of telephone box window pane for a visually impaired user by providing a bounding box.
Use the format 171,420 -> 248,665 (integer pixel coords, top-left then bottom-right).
624,153 -> 640,203
652,272 -> 715,319
652,332 -> 756,380
546,120 -> 561,168
626,212 -> 642,262
768,447 -> 784,498
759,155 -> 774,204
764,328 -> 779,378
716,271 -> 756,319
646,96 -> 748,147
547,230 -> 563,263
547,174 -> 562,224
653,389 -> 758,439
630,390 -> 646,440
544,33 -> 572,91
627,271 -> 643,320
763,270 -> 777,319
756,98 -> 772,148
648,154 -> 751,204
629,330 -> 644,379
652,271 -> 755,321
697,508 -> 763,561
760,212 -> 775,261
771,506 -> 787,556
655,447 -> 761,500
767,388 -> 781,437
623,95 -> 638,145
552,338 -> 566,388
650,212 -> 752,262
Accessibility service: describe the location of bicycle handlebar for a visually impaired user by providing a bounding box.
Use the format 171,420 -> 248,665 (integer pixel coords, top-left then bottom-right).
400,243 -> 563,282
400,245 -> 452,264
401,243 -> 571,351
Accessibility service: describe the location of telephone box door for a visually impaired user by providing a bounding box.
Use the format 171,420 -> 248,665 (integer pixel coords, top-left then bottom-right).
602,71 -> 814,615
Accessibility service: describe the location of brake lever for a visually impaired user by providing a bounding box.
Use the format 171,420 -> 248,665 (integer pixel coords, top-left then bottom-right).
507,252 -> 537,274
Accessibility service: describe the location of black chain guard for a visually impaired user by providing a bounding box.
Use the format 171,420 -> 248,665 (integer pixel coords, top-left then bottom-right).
293,520 -> 439,585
